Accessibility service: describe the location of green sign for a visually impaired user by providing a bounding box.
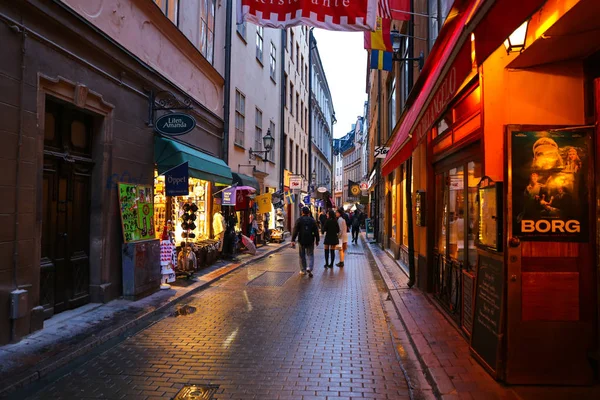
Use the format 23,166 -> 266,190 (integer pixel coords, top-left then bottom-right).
118,183 -> 155,243
154,112 -> 196,136
365,218 -> 374,239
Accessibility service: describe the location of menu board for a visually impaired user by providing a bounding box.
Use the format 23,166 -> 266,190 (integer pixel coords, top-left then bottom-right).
478,181 -> 503,252
470,253 -> 504,376
118,183 -> 155,243
462,270 -> 475,336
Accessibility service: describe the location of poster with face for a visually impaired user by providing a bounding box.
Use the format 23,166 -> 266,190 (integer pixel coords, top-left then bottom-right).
511,129 -> 589,241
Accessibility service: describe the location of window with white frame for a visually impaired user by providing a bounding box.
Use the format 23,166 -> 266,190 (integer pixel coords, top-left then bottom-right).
235,90 -> 245,146
199,0 -> 216,64
256,26 -> 264,62
255,108 -> 263,154
270,43 -> 277,81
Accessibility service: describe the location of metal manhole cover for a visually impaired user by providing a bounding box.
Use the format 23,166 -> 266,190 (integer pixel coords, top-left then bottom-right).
174,384 -> 219,399
346,251 -> 364,255
247,271 -> 294,287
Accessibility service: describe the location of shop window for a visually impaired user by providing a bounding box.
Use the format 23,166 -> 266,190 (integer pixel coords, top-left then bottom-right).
235,89 -> 245,147
402,164 -> 413,247
391,172 -> 397,241
199,0 -> 216,64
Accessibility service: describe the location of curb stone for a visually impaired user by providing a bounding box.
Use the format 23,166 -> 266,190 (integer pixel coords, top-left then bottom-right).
0,243 -> 289,397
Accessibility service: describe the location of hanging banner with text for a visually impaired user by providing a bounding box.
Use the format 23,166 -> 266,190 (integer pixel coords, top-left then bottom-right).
511,128 -> 590,242
222,187 -> 237,206
237,0 -> 377,31
164,162 -> 189,196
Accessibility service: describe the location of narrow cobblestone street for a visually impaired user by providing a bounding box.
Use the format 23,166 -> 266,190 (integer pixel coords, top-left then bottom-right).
13,243 -> 411,400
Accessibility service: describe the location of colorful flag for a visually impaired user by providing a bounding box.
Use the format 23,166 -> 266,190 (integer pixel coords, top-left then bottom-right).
364,17 -> 392,51
284,191 -> 295,205
255,193 -> 271,214
370,50 -> 393,71
237,0 -> 378,31
379,0 -> 410,21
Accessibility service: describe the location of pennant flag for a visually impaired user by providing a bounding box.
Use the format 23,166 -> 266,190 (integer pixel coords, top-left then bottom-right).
284,191 -> 295,205
364,17 -> 392,51
237,0 -> 378,31
370,50 -> 393,71
379,0 -> 410,21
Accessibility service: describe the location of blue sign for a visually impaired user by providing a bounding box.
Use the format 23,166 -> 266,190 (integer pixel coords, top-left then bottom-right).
164,162 -> 189,196
303,194 -> 311,204
154,112 -> 196,136
222,187 -> 236,206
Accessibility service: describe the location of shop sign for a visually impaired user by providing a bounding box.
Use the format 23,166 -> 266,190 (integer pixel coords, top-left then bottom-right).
164,162 -> 189,196
317,186 -> 327,193
289,176 -> 302,190
303,194 -> 311,205
154,112 -> 196,136
118,183 -> 155,243
222,187 -> 236,206
368,169 -> 377,189
510,128 -> 590,242
359,181 -> 369,191
374,146 -> 389,159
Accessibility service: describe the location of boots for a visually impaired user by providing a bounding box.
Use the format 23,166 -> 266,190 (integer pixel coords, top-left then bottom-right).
329,249 -> 335,268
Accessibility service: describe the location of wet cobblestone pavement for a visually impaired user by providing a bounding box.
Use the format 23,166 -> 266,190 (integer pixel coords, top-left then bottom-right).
18,243 -> 410,400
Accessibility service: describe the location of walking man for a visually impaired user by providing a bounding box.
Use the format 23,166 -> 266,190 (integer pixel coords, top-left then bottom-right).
351,208 -> 362,244
291,206 -> 320,277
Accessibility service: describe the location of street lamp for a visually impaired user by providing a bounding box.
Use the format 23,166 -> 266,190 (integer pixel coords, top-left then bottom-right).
311,169 -> 317,184
249,129 -> 275,161
390,30 -> 425,70
504,20 -> 529,54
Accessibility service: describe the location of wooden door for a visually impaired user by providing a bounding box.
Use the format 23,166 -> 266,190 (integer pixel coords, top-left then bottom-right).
40,99 -> 93,317
505,124 -> 596,384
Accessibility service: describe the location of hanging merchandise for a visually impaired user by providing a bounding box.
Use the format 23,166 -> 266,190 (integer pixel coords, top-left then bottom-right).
176,200 -> 198,277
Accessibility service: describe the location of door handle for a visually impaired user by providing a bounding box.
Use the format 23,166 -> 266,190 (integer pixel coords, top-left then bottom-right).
511,274 -> 517,282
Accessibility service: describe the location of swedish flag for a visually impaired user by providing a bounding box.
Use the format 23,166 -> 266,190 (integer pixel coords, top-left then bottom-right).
284,191 -> 295,205
370,50 -> 393,71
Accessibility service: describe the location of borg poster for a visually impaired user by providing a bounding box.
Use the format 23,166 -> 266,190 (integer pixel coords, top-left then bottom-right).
511,129 -> 589,241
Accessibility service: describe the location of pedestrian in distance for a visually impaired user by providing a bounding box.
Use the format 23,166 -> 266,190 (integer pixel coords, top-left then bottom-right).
322,210 -> 340,268
336,208 -> 348,267
351,209 -> 362,244
291,206 -> 320,277
318,209 -> 327,235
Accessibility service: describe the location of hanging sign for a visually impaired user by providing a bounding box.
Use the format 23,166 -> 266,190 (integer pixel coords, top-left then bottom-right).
374,146 -> 390,159
510,128 -> 590,242
237,0 -> 377,31
164,162 -> 189,196
154,112 -> 196,136
317,186 -> 327,193
222,187 -> 236,206
359,181 -> 369,191
255,193 -> 272,214
118,183 -> 155,243
303,194 -> 311,205
289,176 -> 302,190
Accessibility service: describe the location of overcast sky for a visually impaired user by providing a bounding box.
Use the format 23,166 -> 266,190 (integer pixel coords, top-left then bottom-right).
313,29 -> 368,138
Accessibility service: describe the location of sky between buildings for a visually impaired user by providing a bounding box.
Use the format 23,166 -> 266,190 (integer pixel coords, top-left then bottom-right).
313,29 -> 368,138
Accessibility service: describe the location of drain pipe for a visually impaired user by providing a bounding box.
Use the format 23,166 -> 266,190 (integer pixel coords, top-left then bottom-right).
279,29 -> 287,192
222,0 -> 233,164
11,24 -> 26,291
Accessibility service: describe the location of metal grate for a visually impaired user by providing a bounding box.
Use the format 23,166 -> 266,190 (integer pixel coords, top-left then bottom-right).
247,271 -> 294,287
346,251 -> 365,255
174,384 -> 219,399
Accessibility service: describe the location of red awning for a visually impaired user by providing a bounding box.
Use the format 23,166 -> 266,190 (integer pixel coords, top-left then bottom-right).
382,0 -> 478,177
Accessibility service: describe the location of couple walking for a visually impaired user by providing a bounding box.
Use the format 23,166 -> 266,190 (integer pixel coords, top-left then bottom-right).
291,207 -> 349,277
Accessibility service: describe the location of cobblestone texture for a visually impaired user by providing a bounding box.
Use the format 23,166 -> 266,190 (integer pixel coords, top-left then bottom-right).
21,243 -> 410,400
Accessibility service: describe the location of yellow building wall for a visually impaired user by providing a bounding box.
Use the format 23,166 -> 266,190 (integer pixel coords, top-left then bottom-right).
481,46 -> 586,181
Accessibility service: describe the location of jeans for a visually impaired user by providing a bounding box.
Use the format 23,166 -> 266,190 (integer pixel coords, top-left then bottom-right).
351,226 -> 360,242
298,244 -> 315,272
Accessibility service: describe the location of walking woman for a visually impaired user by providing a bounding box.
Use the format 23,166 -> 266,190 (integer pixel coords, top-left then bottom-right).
336,208 -> 348,267
322,210 -> 340,268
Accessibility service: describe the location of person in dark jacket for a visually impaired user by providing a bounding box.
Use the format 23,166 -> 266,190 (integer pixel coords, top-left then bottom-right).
322,210 -> 340,268
291,207 -> 320,277
351,209 -> 362,244
318,209 -> 327,234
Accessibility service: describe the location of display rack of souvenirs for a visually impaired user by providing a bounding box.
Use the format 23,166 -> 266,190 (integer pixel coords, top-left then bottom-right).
175,201 -> 197,278
270,208 -> 285,243
159,225 -> 176,289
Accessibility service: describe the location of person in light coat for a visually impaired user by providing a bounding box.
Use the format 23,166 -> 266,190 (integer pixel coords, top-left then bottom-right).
336,208 -> 348,267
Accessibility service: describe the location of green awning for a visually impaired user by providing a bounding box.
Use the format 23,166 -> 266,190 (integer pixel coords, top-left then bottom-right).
232,172 -> 260,191
154,136 -> 232,185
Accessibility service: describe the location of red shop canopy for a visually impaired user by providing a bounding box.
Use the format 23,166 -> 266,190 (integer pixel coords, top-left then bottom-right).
382,0 -> 478,177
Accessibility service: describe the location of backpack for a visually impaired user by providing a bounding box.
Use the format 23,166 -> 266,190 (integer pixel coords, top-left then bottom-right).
299,217 -> 316,245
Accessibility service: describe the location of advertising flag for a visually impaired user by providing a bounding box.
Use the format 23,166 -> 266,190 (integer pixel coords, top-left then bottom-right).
284,190 -> 295,205
164,162 -> 189,196
256,193 -> 272,214
370,49 -> 392,71
222,187 -> 236,206
379,0 -> 410,21
364,17 -> 392,51
237,0 -> 378,31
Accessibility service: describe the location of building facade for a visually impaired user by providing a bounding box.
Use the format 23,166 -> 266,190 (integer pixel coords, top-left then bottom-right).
370,0 -> 600,386
0,0 -> 227,345
310,37 -> 335,194
282,26 -> 310,226
228,12 -> 281,203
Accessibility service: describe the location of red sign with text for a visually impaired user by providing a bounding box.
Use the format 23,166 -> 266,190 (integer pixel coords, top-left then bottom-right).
237,0 -> 377,31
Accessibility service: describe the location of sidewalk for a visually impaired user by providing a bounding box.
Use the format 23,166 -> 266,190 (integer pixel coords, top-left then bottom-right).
362,234 -> 600,400
0,241 -> 289,396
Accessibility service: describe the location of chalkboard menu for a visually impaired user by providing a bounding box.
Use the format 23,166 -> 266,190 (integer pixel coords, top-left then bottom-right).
462,270 -> 475,336
470,253 -> 504,377
118,183 -> 155,243
365,218 -> 374,238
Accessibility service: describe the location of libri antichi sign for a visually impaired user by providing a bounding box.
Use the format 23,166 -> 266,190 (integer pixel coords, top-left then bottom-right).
237,0 -> 377,31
